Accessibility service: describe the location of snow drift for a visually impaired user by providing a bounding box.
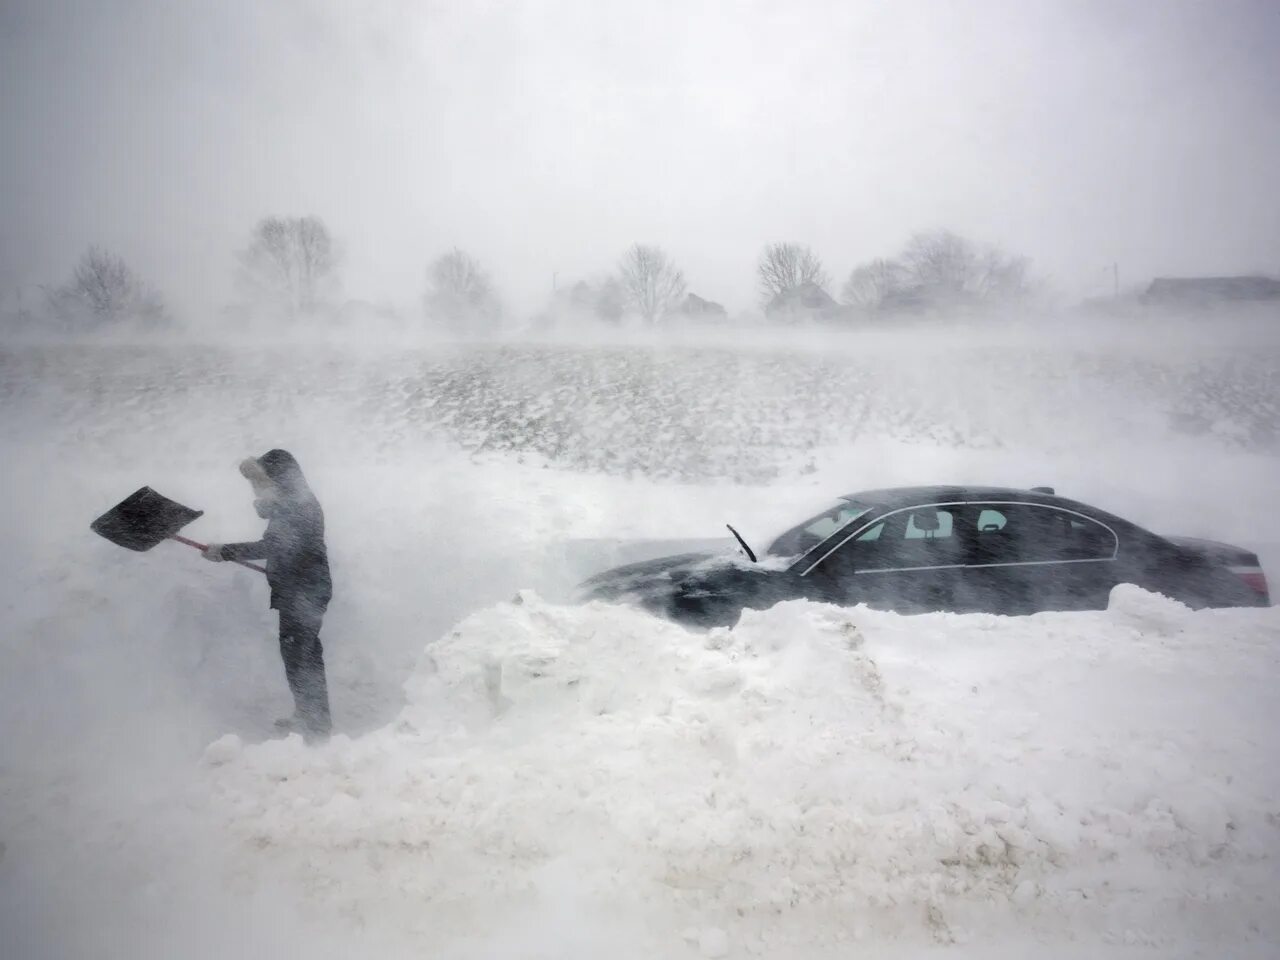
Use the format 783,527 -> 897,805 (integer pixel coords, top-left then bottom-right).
206,586 -> 1280,956
3,324 -> 1279,958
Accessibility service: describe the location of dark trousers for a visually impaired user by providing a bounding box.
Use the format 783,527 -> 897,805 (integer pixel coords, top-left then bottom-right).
277,596 -> 332,738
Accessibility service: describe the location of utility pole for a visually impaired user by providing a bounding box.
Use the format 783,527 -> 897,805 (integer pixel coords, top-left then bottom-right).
1113,263 -> 1119,298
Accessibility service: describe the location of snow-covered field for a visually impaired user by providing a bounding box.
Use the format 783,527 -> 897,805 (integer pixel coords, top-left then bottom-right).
1,318 -> 1279,958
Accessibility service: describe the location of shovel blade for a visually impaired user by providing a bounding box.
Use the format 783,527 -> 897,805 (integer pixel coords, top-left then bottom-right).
91,487 -> 204,552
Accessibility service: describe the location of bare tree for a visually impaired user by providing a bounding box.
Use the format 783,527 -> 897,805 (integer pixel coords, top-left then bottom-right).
900,230 -> 976,296
757,242 -> 828,304
618,244 -> 686,324
977,248 -> 1031,301
424,248 -> 501,332
897,229 -> 1032,305
237,215 -> 339,320
48,246 -> 167,327
842,258 -> 908,310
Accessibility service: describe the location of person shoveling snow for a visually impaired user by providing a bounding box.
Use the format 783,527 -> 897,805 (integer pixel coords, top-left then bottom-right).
202,449 -> 334,743
90,452 -> 334,741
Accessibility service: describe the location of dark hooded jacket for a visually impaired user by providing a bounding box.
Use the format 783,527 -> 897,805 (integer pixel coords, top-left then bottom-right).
220,449 -> 332,610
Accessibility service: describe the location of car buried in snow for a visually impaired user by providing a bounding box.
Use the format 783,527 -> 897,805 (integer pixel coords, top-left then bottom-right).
578,485 -> 1271,627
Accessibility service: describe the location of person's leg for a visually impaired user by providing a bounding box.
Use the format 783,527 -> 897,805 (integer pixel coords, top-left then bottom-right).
278,599 -> 332,740
276,606 -> 306,724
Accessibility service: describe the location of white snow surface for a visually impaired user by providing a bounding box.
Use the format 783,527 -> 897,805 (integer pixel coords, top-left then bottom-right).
3,324 -> 1280,958
201,587 -> 1280,957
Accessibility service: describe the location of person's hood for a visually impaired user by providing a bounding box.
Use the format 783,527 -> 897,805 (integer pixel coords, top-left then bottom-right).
240,458 -> 275,498
240,448 -> 313,500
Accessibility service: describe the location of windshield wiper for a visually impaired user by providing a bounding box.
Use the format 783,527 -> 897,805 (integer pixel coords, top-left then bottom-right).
726,524 -> 757,563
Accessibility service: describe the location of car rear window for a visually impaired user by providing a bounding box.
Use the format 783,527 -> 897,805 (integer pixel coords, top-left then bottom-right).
966,505 -> 1116,563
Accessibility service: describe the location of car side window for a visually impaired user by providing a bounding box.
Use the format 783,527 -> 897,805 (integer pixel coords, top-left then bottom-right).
1054,513 -> 1117,560
802,504 -> 869,541
964,504 -> 1116,564
976,509 -> 1006,532
966,506 -> 1017,564
817,506 -> 961,575
905,510 -> 954,539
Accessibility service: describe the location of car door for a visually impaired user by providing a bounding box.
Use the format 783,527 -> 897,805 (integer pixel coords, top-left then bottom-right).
952,504 -> 1035,613
955,503 -> 1120,613
1023,508 -> 1121,609
803,505 -> 964,613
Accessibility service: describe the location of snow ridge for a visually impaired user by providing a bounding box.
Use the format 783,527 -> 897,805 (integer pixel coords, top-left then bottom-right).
206,589 -> 1280,953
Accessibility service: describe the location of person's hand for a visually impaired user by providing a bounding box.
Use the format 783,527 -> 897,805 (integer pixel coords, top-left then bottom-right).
202,543 -> 226,562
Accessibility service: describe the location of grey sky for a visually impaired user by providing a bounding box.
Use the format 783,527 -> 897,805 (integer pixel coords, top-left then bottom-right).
2,0 -> 1278,318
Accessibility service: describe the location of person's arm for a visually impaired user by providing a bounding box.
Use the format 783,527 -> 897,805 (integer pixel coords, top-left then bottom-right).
217,540 -> 269,561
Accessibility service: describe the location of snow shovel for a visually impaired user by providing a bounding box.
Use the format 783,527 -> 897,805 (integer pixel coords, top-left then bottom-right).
90,486 -> 266,574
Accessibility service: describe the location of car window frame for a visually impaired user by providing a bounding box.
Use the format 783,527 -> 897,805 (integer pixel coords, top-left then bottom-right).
772,502 -> 873,566
960,503 -> 1120,567
796,500 -> 1119,577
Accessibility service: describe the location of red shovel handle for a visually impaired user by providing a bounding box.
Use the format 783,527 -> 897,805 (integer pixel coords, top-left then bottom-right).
169,535 -> 267,575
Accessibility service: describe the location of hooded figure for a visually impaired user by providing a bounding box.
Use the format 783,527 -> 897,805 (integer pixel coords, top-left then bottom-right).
204,449 -> 332,740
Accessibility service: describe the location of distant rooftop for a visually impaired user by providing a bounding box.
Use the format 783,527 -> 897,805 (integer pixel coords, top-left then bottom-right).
1143,276 -> 1280,304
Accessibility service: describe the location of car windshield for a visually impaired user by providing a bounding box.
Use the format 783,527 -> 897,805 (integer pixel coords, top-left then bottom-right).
766,499 -> 871,558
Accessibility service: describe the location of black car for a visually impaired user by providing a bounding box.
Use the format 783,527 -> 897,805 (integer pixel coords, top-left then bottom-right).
579,485 -> 1271,626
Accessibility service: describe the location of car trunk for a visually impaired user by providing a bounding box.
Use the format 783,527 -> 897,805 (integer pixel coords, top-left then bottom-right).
1164,535 -> 1270,603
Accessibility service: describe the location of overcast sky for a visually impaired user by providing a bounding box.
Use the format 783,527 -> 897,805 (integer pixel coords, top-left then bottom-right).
2,0 -> 1278,318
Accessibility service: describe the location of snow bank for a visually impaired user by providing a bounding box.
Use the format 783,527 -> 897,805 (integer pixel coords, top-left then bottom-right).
4,333 -> 1278,957
207,589 -> 1280,955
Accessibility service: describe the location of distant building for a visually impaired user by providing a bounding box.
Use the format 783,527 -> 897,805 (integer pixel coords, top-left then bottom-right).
765,281 -> 841,321
876,285 -> 934,314
540,278 -> 625,327
1142,276 -> 1280,307
679,292 -> 727,319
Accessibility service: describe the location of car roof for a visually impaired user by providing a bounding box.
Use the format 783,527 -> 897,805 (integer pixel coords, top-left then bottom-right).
841,485 -> 1068,507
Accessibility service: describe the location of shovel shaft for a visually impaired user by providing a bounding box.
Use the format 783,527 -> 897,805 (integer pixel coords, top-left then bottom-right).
169,535 -> 267,575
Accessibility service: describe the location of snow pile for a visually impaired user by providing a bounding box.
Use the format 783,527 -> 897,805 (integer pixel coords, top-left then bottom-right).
206,589 -> 1280,954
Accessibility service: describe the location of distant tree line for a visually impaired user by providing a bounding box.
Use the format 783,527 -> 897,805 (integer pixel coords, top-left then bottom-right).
4,217 -> 1039,336
842,230 -> 1032,314
754,231 -> 1034,323
528,229 -> 1036,329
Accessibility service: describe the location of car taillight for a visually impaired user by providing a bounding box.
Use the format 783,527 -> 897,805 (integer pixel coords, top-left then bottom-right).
1230,566 -> 1270,596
